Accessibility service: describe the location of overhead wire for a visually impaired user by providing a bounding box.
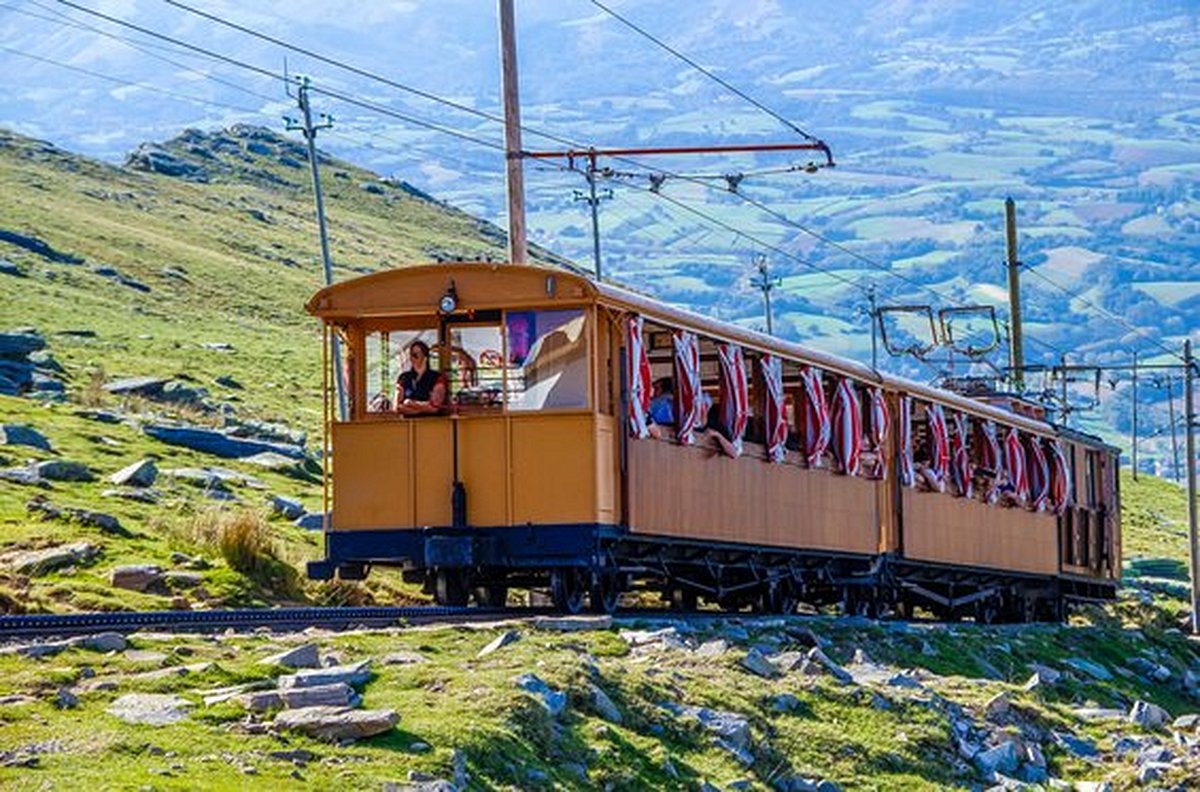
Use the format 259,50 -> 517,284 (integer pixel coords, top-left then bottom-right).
587,0 -> 824,143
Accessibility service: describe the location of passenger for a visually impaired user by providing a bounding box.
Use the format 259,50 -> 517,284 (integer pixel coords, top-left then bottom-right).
699,392 -> 740,457
647,377 -> 675,439
394,340 -> 447,416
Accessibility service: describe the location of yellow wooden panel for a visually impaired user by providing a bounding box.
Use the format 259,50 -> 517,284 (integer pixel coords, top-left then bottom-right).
901,490 -> 1057,575
510,414 -> 596,524
595,415 -> 617,524
413,419 -> 454,526
458,416 -> 509,526
627,438 -> 879,554
332,421 -> 413,530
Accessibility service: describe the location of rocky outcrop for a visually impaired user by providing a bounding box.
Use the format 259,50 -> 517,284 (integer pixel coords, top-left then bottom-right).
273,706 -> 398,742
0,542 -> 98,575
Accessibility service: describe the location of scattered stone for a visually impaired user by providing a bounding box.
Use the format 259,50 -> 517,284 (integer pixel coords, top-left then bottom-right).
101,487 -> 161,504
665,703 -> 753,765
247,452 -> 301,470
110,459 -> 157,487
984,692 -> 1011,721
111,564 -> 163,592
381,652 -> 429,667
144,423 -> 306,460
0,331 -> 46,357
260,643 -> 321,669
294,513 -> 326,531
515,673 -> 567,717
0,466 -> 44,486
27,496 -> 124,534
107,693 -> 193,726
772,693 -> 801,712
619,627 -> 687,650
78,632 -> 128,652
974,740 -> 1019,776
806,647 -> 853,684
1064,657 -> 1112,681
0,259 -> 23,277
1072,706 -> 1125,721
33,459 -> 94,482
75,409 -> 123,424
1128,700 -> 1169,730
54,688 -> 78,709
589,683 -> 622,724
1172,713 -> 1200,731
125,143 -> 210,181
163,571 -> 203,589
740,648 -> 781,679
239,682 -> 357,712
1137,762 -> 1170,784
477,630 -> 521,658
279,660 -> 371,690
0,423 -> 51,450
530,615 -> 612,632
1051,730 -> 1098,758
265,495 -> 305,521
0,542 -> 98,575
273,706 -> 398,742
694,639 -> 729,659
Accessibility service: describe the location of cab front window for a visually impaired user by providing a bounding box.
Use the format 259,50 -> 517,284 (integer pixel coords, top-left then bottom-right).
505,309 -> 589,411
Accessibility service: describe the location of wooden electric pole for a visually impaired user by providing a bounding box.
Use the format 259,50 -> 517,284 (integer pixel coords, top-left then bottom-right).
1005,197 -> 1025,392
750,254 -> 780,336
1132,350 -> 1139,480
498,0 -> 528,265
287,76 -> 346,421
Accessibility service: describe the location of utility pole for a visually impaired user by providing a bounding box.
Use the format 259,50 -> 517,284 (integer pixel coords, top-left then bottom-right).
1184,339 -> 1198,633
573,152 -> 612,280
1005,197 -> 1025,393
498,0 -> 528,265
1132,350 -> 1139,480
1165,375 -> 1182,483
750,254 -> 781,335
286,76 -> 347,421
1060,354 -> 1069,426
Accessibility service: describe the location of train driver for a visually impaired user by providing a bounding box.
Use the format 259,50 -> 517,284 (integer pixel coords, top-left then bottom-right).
394,340 -> 447,416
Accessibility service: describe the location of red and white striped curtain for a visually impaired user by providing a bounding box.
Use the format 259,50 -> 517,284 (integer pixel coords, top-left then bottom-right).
799,366 -> 831,466
672,330 -> 702,446
1004,427 -> 1029,506
899,395 -> 915,487
761,355 -> 787,464
1027,436 -> 1051,512
717,343 -> 749,458
980,420 -> 1004,504
626,315 -> 652,439
868,387 -> 890,479
1048,439 -> 1072,515
831,378 -> 863,476
926,403 -> 950,492
950,411 -> 974,499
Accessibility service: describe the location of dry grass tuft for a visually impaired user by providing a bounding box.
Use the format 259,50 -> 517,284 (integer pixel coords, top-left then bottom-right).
189,509 -> 275,576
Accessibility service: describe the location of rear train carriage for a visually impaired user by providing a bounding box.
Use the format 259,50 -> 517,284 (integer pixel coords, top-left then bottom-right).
305,263 -> 1119,619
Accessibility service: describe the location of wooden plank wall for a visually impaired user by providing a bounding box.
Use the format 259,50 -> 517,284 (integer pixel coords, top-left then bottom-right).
627,439 -> 880,554
901,489 -> 1058,575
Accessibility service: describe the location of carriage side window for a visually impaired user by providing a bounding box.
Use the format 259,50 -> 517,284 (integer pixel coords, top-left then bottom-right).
506,309 -> 589,411
365,328 -> 443,415
447,323 -> 504,409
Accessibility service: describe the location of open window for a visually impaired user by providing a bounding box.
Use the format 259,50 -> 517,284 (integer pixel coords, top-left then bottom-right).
447,318 -> 504,410
364,327 -> 441,415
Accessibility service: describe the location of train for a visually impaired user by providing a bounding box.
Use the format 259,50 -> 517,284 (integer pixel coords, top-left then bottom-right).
304,262 -> 1120,621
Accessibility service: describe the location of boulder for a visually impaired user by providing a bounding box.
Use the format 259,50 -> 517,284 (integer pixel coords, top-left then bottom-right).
0,541 -> 97,575
984,691 -> 1011,721
0,259 -> 23,277
1137,763 -> 1171,785
589,683 -> 622,724
110,459 -> 157,487
273,706 -> 398,742
694,639 -> 729,659
247,452 -> 301,470
1051,730 -> 1098,758
279,660 -> 371,690
268,495 -> 305,521
101,488 -> 161,504
1172,713 -> 1200,731
33,459 -> 94,482
162,571 -> 203,589
974,740 -> 1019,776
0,331 -> 45,358
294,512 -> 327,531
103,375 -> 170,397
239,682 -> 356,712
515,673 -> 567,717
144,424 -> 306,460
110,564 -> 163,592
125,143 -> 209,182
740,648 -> 781,679
806,647 -> 853,684
1064,657 -> 1112,681
1128,700 -> 1169,730
74,632 -> 128,653
107,693 -> 193,726
0,424 -> 51,450
477,630 -> 521,658
27,497 -> 124,534
259,643 -> 321,669
530,615 -> 612,631
0,466 -> 44,486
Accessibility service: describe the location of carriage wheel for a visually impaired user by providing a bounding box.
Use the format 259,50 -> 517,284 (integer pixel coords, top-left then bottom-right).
434,569 -> 470,607
473,584 -> 509,608
550,567 -> 587,614
589,569 -> 622,615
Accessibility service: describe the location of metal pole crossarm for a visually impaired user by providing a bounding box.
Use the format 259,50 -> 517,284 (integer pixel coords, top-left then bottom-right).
525,141 -> 835,167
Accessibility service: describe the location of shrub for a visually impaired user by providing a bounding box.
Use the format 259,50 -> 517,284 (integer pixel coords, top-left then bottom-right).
216,511 -> 274,576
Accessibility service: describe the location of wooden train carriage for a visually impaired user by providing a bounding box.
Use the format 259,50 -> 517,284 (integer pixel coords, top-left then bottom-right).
305,262 -> 1119,618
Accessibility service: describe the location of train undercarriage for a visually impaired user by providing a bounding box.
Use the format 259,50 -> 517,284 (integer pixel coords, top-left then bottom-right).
310,525 -> 1116,623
